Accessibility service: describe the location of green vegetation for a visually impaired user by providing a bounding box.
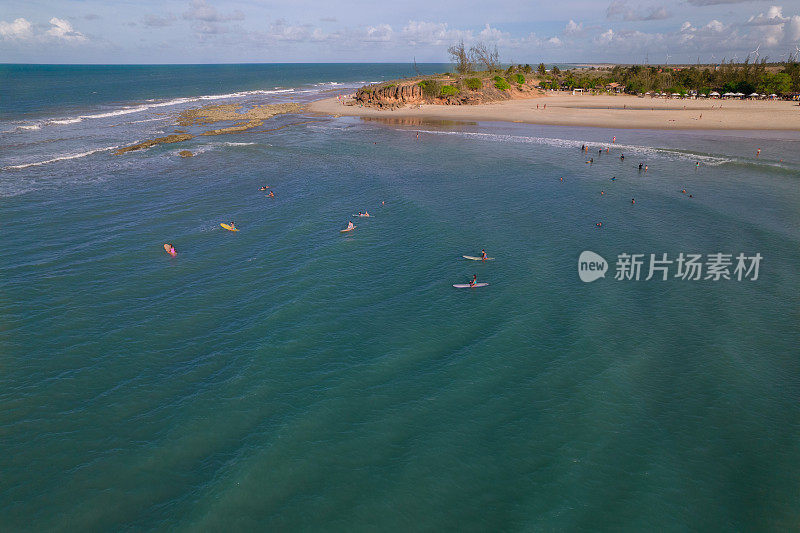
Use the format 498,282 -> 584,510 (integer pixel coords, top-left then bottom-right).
540,59 -> 800,95
418,80 -> 441,98
440,85 -> 460,97
464,77 -> 483,90
510,73 -> 525,85
494,76 -> 511,91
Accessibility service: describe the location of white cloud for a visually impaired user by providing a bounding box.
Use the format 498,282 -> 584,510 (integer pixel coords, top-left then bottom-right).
0,17 -> 33,40
547,36 -> 563,45
607,0 -> 670,21
45,17 -> 87,42
183,0 -> 243,23
400,21 -> 472,46
478,24 -> 511,44
564,20 -> 584,36
364,24 -> 393,42
598,29 -> 614,43
268,20 -> 313,41
143,14 -> 176,28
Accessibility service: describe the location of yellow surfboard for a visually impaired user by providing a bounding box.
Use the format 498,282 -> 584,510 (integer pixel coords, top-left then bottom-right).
220,223 -> 239,232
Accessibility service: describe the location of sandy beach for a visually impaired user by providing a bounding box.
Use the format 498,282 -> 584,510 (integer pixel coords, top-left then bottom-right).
308,92 -> 800,131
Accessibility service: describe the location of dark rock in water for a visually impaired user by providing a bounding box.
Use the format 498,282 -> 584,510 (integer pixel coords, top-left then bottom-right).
115,134 -> 194,155
179,150 -> 194,158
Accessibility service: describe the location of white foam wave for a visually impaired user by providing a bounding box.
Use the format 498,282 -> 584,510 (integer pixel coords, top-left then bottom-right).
2,145 -> 118,171
413,129 -> 733,166
50,118 -> 83,125
128,117 -> 169,124
9,88 -> 298,132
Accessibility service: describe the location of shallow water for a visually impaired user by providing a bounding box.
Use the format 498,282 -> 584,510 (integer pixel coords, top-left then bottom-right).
2,65 -> 800,530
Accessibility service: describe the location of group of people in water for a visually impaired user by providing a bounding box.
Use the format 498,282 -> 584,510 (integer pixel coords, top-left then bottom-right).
577,137 -> 704,228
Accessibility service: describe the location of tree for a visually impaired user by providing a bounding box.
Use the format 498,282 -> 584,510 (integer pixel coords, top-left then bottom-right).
470,42 -> 501,72
448,40 -> 473,74
552,65 -> 561,76
537,63 -> 546,75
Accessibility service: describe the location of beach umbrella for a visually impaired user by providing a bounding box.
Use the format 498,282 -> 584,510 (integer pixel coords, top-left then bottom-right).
769,93 -> 777,97
710,91 -> 720,96
749,93 -> 759,97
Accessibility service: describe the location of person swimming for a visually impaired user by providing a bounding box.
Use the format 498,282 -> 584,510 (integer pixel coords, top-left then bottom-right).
631,198 -> 635,204
620,154 -> 624,161
560,177 -> 564,182
610,176 -> 617,181
644,165 -> 648,171
601,191 -> 605,195
469,274 -> 478,287
638,163 -> 643,171
681,189 -> 686,194
596,222 -> 602,227
695,162 -> 700,167
267,191 -> 274,198
259,185 -> 269,191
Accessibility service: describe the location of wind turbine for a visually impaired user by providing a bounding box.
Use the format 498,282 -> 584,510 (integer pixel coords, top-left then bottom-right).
665,52 -> 671,65
751,43 -> 761,62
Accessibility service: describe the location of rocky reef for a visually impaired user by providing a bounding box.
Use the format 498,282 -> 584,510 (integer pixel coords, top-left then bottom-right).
115,134 -> 194,155
115,103 -> 302,155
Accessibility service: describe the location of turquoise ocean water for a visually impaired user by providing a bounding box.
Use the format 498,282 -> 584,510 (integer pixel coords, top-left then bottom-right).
2,64 -> 800,530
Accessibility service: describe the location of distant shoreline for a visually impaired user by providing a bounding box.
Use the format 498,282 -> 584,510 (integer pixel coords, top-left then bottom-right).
307,92 -> 800,131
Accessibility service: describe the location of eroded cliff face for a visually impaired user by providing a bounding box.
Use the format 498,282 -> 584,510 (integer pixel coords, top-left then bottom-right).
356,84 -> 425,107
353,77 -> 542,109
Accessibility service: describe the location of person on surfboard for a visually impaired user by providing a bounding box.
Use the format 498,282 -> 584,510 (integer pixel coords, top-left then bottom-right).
481,249 -> 488,262
346,220 -> 354,230
469,274 -> 477,287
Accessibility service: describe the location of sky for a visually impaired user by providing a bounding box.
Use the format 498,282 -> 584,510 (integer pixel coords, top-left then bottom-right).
1,0 -> 800,64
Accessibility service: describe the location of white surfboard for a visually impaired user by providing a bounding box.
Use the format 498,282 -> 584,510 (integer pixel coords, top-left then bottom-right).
463,255 -> 494,261
453,283 -> 489,288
